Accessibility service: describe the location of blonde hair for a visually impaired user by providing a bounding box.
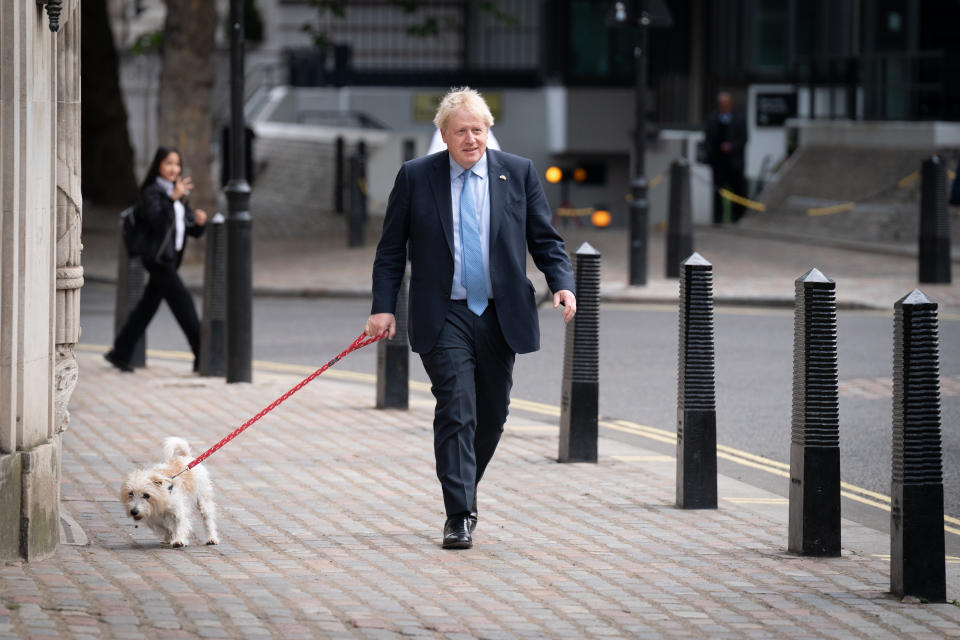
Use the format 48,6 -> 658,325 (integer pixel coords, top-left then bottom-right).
433,87 -> 495,131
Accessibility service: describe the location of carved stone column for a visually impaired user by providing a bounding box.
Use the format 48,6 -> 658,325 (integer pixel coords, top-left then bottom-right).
55,0 -> 83,434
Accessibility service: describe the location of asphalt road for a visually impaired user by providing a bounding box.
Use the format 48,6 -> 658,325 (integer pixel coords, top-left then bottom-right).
79,283 -> 960,538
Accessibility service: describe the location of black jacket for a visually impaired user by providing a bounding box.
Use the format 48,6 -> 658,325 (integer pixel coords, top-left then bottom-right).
372,149 -> 575,355
705,111 -> 747,172
137,181 -> 204,267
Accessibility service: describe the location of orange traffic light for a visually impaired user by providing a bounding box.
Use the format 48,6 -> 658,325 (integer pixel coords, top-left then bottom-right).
572,167 -> 588,183
545,166 -> 563,184
591,209 -> 612,227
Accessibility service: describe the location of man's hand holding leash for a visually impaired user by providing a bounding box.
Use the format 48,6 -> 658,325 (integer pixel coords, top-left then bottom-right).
365,313 -> 396,339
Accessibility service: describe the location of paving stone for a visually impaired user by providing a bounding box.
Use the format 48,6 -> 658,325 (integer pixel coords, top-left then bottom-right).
5,352 -> 957,639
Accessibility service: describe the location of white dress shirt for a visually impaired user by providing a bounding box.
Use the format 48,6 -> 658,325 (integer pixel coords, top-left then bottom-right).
156,177 -> 186,251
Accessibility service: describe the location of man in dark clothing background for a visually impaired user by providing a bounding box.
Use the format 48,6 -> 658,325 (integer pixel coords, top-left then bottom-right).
705,91 -> 748,224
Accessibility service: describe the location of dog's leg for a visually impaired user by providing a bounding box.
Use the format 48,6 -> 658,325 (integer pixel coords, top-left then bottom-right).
197,496 -> 219,545
169,500 -> 192,548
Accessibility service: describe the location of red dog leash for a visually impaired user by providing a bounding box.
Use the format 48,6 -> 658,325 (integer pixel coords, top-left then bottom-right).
171,332 -> 385,479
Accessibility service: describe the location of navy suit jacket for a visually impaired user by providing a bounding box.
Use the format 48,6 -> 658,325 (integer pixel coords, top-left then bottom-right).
371,149 -> 575,355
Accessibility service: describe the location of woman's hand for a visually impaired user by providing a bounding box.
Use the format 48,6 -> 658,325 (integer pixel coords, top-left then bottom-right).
194,209 -> 208,226
172,176 -> 193,201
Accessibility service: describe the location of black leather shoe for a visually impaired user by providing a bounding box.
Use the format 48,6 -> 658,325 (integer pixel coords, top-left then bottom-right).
104,350 -> 134,373
468,495 -> 478,533
442,515 -> 472,549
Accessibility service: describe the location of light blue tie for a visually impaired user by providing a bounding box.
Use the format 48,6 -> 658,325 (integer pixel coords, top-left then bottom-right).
460,170 -> 487,316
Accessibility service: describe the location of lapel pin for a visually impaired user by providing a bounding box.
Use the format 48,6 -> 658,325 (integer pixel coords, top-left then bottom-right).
499,174 -> 507,181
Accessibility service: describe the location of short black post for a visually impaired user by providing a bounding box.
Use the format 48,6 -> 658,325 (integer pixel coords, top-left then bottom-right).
665,159 -> 693,278
376,271 -> 409,410
891,289 -> 946,602
115,215 -> 146,368
918,156 -> 951,284
788,268 -> 841,556
403,138 -> 416,162
334,136 -> 345,214
559,242 -> 600,463
676,252 -> 717,509
348,153 -> 366,247
199,213 -> 227,377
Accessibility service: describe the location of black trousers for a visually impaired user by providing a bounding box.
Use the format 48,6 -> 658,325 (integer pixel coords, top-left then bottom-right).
420,301 -> 516,517
711,163 -> 747,224
112,259 -> 201,366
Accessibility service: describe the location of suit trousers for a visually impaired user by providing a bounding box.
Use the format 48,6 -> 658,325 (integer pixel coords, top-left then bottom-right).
113,259 -> 201,366
420,301 -> 516,517
711,163 -> 747,224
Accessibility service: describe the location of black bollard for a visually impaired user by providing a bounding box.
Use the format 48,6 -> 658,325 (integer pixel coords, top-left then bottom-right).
376,271 -> 410,409
115,211 -> 147,368
918,156 -> 951,284
559,243 -> 600,463
665,159 -> 693,279
199,213 -> 226,377
403,138 -> 416,163
348,153 -> 366,247
891,289 -> 946,602
788,268 -> 840,556
676,252 -> 717,509
334,136 -> 345,214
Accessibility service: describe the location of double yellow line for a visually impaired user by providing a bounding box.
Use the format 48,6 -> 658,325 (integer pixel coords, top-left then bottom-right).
600,417 -> 960,538
509,394 -> 960,538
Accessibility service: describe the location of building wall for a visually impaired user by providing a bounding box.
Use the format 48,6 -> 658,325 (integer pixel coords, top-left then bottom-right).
0,0 -> 81,562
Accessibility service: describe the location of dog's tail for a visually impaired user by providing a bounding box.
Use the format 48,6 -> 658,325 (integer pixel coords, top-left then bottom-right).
163,437 -> 192,460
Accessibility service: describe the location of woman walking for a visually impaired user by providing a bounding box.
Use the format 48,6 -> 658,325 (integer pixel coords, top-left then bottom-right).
105,146 -> 208,372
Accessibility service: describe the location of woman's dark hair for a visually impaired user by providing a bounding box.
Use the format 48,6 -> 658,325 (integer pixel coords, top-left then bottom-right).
139,146 -> 182,192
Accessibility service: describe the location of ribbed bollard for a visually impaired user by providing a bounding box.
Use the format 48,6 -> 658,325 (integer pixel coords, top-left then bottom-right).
199,213 -> 226,377
115,211 -> 146,368
788,268 -> 840,556
665,159 -> 693,279
891,289 -> 946,602
376,271 -> 409,409
676,252 -> 717,509
558,243 -> 600,463
348,153 -> 366,247
918,156 -> 951,284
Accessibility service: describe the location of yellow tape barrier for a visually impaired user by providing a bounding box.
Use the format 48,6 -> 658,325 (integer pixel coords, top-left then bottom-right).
811,166 -> 957,217
624,172 -> 665,202
556,207 -> 594,217
718,188 -> 766,211
897,170 -> 919,189
807,201 -> 856,217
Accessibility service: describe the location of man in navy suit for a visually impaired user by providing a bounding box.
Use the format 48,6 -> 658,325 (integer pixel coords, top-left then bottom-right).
365,87 -> 576,549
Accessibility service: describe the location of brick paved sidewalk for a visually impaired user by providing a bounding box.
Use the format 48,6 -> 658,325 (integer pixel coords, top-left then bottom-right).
2,352 -> 958,639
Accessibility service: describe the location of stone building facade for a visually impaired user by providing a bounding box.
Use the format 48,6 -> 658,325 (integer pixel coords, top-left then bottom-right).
1,0 -> 83,561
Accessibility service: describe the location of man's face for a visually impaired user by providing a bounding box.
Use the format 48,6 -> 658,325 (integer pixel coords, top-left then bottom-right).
441,108 -> 488,169
717,93 -> 733,114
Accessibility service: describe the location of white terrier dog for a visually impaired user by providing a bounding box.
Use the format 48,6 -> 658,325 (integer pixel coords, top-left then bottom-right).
120,437 -> 219,547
